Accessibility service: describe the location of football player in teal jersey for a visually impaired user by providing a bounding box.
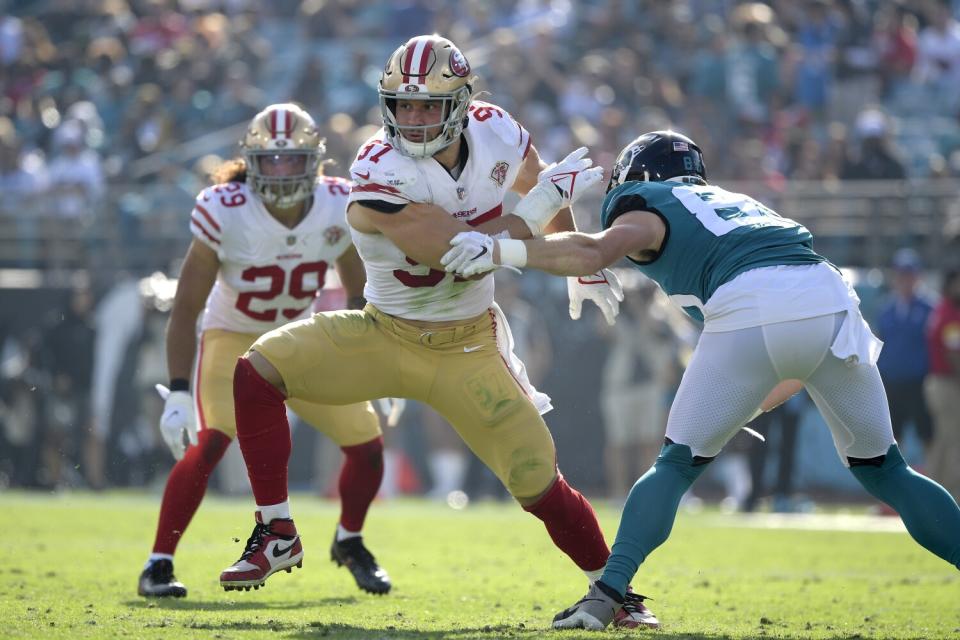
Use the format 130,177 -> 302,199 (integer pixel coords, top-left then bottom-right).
441,130 -> 960,631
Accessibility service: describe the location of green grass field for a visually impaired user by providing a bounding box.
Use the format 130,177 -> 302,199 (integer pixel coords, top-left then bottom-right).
2,491 -> 958,639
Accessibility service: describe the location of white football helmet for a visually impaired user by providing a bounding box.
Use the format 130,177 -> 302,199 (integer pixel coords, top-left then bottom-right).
378,34 -> 474,158
241,103 -> 324,207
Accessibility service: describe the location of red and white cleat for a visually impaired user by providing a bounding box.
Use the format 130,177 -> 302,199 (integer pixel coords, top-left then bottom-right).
614,588 -> 660,629
220,513 -> 303,591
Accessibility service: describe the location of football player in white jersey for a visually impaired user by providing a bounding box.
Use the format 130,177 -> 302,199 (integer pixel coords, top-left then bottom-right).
217,35 -> 657,628
139,104 -> 393,598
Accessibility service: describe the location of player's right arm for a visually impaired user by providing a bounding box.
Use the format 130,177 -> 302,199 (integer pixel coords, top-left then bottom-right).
166,239 -> 219,383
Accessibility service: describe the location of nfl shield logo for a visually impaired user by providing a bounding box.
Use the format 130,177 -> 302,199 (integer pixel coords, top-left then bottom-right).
456,186 -> 466,200
286,235 -> 297,246
490,161 -> 509,187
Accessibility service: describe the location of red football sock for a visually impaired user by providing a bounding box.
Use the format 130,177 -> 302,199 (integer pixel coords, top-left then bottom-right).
152,428 -> 232,555
234,357 -> 291,506
338,436 -> 384,532
524,474 -> 611,572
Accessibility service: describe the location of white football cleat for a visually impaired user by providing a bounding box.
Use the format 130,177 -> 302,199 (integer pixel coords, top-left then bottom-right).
220,513 -> 303,591
614,588 -> 660,629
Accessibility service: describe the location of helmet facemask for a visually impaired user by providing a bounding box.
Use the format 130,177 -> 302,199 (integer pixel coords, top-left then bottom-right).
241,104 -> 324,207
379,87 -> 472,158
245,149 -> 321,207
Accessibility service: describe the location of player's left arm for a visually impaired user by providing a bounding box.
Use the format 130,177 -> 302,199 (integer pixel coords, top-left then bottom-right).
504,211 -> 663,277
334,244 -> 367,309
349,201 -> 500,271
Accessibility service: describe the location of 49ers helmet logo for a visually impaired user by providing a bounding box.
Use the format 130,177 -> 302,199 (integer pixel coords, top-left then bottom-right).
449,50 -> 470,77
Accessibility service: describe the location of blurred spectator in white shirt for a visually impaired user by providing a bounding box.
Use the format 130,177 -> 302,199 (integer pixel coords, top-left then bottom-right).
916,0 -> 960,111
46,120 -> 104,220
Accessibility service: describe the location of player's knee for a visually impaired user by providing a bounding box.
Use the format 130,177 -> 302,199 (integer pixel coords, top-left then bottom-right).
503,447 -> 557,500
656,438 -> 715,481
246,350 -> 286,390
234,353 -> 287,402
848,444 -> 904,491
847,444 -> 902,469
341,436 -> 384,470
194,428 -> 232,469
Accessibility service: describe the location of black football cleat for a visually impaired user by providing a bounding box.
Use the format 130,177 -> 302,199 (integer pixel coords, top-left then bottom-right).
330,533 -> 391,594
138,559 -> 187,598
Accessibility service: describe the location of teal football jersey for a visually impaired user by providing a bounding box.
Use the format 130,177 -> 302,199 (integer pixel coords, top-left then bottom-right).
600,181 -> 827,321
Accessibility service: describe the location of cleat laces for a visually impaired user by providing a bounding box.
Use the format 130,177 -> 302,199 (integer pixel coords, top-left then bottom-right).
340,538 -> 377,569
238,523 -> 269,561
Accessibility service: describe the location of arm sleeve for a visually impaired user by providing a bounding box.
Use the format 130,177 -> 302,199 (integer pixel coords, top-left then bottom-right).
361,200 -> 406,214
601,194 -> 650,230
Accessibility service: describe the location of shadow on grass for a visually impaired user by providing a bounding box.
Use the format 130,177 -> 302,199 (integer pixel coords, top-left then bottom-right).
123,596 -> 359,611
284,623 -> 748,639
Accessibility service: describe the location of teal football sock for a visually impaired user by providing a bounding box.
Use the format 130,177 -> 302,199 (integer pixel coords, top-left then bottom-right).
850,444 -> 960,570
601,442 -> 710,596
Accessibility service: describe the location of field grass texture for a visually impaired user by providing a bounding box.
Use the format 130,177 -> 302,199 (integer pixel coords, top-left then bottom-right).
2,492 -> 958,639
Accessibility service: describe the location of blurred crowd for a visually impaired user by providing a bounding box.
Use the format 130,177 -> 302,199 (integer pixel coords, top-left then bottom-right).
1,0 -> 960,506
5,1 -> 960,231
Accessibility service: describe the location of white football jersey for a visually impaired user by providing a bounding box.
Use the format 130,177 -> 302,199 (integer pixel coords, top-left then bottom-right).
189,178 -> 354,334
347,101 -> 531,321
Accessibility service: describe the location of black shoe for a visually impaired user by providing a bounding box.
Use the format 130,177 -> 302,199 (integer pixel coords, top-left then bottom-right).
138,559 -> 187,598
330,534 -> 391,594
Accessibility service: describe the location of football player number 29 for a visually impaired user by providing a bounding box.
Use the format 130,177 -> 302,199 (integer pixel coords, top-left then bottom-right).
236,262 -> 328,321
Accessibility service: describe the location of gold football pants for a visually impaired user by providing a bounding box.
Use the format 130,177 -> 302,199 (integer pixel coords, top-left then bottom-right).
252,305 -> 557,498
197,329 -> 380,445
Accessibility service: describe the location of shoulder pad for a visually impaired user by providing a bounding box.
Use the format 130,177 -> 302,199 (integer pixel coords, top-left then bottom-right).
316,175 -> 353,199
190,183 -> 246,248
348,137 -> 423,205
467,101 -> 531,158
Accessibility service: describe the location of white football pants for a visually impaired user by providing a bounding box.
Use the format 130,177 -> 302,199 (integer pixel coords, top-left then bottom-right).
665,312 -> 894,463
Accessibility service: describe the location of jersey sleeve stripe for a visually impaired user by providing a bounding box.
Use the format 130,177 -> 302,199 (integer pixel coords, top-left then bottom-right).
191,216 -> 221,245
467,203 -> 502,227
521,133 -> 532,159
194,204 -> 221,232
351,183 -> 408,198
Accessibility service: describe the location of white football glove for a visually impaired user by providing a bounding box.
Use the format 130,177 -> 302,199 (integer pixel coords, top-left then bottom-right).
376,397 -> 407,428
441,231 -> 497,276
513,147 -> 605,235
567,270 -> 624,326
155,383 -> 198,460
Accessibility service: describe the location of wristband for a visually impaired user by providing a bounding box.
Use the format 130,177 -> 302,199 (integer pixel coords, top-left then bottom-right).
169,378 -> 190,392
497,239 -> 528,268
512,182 -> 562,235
